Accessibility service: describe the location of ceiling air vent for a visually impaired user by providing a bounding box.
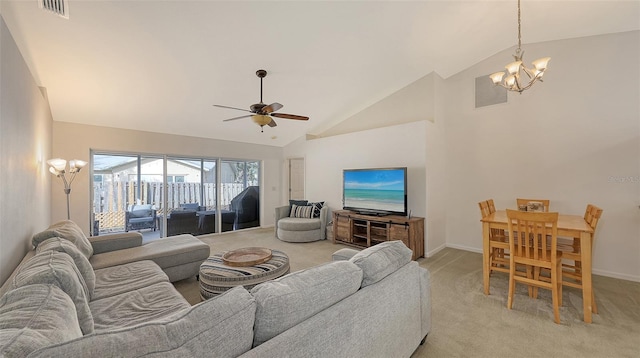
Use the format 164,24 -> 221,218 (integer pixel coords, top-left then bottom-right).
39,0 -> 69,19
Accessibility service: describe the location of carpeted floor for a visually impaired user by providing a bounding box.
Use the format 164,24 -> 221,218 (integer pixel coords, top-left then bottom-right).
172,228 -> 640,358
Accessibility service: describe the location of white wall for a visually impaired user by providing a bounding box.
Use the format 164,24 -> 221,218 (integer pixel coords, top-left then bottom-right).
284,70 -> 450,257
52,122 -> 283,233
284,121 -> 433,251
0,16 -> 53,284
444,31 -> 640,281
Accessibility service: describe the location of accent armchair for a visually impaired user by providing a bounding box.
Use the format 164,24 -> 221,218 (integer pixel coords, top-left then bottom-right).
125,204 -> 157,232
275,202 -> 328,243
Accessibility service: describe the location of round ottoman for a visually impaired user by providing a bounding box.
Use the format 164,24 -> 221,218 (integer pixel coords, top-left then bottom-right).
199,249 -> 290,300
277,217 -> 322,242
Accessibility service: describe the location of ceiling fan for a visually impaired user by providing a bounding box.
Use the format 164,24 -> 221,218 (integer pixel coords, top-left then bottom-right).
214,69 -> 309,132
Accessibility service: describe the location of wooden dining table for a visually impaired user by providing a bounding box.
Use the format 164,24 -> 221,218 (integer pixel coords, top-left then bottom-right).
481,210 -> 596,323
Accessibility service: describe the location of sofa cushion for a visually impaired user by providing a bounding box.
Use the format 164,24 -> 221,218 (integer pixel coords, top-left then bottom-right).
349,240 -> 413,287
36,237 -> 96,299
92,260 -> 169,301
331,248 -> 361,261
0,284 -> 82,357
89,282 -> 190,332
277,217 -> 321,231
89,234 -> 210,272
250,260 -> 363,347
11,251 -> 94,335
29,286 -> 256,358
129,209 -> 154,222
32,220 -> 94,259
289,204 -> 313,218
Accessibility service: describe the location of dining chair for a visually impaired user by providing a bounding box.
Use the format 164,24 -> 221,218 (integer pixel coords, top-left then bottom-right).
556,204 -> 603,313
478,200 -> 510,277
516,198 -> 550,212
506,209 -> 563,324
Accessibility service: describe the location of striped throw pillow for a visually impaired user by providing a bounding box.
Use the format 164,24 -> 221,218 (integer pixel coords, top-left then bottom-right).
290,204 -> 313,218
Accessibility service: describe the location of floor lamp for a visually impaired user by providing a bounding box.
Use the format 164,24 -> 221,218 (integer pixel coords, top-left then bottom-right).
47,158 -> 87,220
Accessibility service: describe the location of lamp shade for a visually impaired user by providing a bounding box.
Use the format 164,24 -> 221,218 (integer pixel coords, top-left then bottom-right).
532,57 -> 551,71
70,159 -> 87,170
505,61 -> 522,75
252,115 -> 272,126
489,72 -> 505,85
47,158 -> 67,172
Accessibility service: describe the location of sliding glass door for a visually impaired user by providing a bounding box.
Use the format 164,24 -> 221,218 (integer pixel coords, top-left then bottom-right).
222,160 -> 260,230
91,152 -> 259,238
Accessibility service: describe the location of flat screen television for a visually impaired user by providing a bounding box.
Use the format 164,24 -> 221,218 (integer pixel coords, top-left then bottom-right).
342,167 -> 407,216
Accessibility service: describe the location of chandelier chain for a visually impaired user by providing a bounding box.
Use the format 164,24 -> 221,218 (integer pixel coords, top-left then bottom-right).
517,0 -> 522,53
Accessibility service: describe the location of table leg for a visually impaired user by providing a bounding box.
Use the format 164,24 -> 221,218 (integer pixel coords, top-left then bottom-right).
580,231 -> 593,323
483,222 -> 490,295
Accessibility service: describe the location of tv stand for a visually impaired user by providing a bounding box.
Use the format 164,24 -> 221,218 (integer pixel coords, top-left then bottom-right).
333,210 -> 424,260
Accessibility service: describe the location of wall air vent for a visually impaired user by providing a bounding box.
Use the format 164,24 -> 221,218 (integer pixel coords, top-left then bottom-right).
39,0 -> 69,19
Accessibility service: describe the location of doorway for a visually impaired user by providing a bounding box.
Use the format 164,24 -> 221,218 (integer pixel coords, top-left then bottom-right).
288,158 -> 305,200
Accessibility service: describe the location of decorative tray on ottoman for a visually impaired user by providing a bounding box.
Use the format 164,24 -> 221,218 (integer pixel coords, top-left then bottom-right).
222,247 -> 272,267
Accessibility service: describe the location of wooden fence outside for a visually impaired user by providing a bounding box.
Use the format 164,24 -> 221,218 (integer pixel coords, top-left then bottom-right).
93,181 -> 249,232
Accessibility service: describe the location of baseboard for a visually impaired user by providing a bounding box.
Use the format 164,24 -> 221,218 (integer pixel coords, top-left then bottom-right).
445,243 -> 482,254
592,269 -> 640,283
425,243 -> 447,258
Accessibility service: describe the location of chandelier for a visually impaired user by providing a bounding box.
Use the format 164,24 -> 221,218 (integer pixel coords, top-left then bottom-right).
489,0 -> 550,93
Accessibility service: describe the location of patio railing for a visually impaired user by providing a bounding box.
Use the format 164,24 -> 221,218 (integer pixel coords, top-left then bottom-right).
93,181 -> 250,232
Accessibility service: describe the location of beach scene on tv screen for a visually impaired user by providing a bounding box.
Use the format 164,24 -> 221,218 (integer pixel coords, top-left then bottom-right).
344,169 -> 405,213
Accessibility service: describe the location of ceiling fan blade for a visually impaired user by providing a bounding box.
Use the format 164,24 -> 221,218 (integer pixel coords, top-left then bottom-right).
267,118 -> 277,127
214,104 -> 252,113
271,113 -> 309,121
223,114 -> 253,122
262,102 -> 283,114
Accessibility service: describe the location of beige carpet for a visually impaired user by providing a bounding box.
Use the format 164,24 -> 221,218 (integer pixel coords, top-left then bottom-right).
172,228 -> 640,358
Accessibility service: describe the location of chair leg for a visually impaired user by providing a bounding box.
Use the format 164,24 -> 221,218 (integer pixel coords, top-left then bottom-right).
526,265 -> 534,298
532,266 -> 540,299
551,262 -> 561,324
507,263 -> 516,310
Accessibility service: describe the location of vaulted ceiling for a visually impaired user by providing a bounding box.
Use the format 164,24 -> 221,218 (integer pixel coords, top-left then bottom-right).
1,1 -> 638,146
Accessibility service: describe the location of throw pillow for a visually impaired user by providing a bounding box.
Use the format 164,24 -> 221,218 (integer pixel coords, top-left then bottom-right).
12,251 -> 94,335
36,237 -> 96,300
349,240 -> 413,287
32,220 -> 94,259
250,261 -> 363,347
309,201 -> 324,218
0,284 -> 82,357
288,199 -> 308,213
289,204 -> 313,218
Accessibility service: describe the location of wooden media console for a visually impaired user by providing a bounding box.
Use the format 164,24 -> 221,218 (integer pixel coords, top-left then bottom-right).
332,210 -> 424,260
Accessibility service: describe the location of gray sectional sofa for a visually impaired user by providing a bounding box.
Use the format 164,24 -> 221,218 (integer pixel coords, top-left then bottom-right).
0,220 -> 431,358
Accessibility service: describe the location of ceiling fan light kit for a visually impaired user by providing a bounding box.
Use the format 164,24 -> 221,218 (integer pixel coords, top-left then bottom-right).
490,0 -> 550,93
214,69 -> 309,132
